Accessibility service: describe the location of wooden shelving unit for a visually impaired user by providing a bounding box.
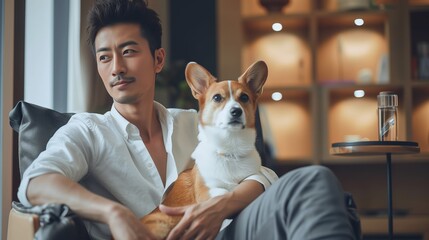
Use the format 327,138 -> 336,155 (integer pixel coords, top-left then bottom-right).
217,0 -> 429,238
230,0 -> 429,162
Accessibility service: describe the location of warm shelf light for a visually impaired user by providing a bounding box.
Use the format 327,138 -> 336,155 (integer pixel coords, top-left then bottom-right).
354,18 -> 364,26
272,22 -> 283,32
272,92 -> 283,101
354,90 -> 365,98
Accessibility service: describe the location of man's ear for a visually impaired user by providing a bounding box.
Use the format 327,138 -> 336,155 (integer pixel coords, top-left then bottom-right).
154,48 -> 166,73
185,62 -> 217,99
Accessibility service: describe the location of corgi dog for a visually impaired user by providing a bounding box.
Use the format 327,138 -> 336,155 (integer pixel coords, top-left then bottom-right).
140,60 -> 268,239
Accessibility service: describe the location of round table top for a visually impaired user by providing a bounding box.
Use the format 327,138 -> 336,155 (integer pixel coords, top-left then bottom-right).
330,141 -> 420,156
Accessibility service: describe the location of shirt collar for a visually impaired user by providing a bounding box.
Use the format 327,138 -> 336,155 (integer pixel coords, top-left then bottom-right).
109,101 -> 174,142
110,105 -> 130,139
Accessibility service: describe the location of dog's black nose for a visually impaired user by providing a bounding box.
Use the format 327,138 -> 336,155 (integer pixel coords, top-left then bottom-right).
230,107 -> 242,117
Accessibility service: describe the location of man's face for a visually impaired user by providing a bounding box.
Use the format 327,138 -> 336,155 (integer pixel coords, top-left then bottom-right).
94,23 -> 165,105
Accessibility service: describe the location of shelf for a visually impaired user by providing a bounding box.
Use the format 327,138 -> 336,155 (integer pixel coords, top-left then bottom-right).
259,89 -> 312,162
412,85 -> 429,153
316,9 -> 389,27
361,215 -> 429,238
408,0 -> 429,8
243,13 -> 310,33
327,162 -> 429,214
241,0 -> 311,17
260,86 -> 311,100
409,9 -> 429,81
316,18 -> 389,84
326,86 -> 405,149
411,80 -> 429,86
321,83 -> 403,91
243,30 -> 312,87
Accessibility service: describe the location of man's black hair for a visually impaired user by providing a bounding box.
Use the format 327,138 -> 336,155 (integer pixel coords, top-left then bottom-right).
87,0 -> 162,56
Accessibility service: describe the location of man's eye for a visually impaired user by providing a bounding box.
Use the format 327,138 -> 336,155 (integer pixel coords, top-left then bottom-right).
212,94 -> 222,102
239,93 -> 249,103
123,49 -> 136,55
99,55 -> 109,62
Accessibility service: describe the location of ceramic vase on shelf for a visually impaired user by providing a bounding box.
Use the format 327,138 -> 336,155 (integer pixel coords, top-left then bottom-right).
259,0 -> 290,13
337,0 -> 370,10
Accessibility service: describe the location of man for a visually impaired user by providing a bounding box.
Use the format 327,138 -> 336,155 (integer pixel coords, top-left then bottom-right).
18,0 -> 356,239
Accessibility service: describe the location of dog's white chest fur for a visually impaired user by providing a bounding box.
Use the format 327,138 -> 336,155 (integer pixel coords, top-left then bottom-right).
192,125 -> 261,197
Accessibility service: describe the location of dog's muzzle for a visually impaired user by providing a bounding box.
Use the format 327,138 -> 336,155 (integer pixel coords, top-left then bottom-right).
228,107 -> 245,129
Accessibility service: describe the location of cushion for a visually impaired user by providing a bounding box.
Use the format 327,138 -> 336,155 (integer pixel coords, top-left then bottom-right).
9,101 -> 73,178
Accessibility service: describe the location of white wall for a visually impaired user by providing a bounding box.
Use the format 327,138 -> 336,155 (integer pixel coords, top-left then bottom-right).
67,0 -> 85,112
24,0 -> 54,109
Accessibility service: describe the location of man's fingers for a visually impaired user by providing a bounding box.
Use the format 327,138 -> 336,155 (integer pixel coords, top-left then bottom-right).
166,212 -> 195,240
166,223 -> 186,240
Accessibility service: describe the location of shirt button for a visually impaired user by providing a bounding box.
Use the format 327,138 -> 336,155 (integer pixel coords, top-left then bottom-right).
147,162 -> 154,168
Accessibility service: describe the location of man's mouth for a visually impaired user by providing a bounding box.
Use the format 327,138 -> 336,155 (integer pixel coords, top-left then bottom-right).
110,75 -> 135,87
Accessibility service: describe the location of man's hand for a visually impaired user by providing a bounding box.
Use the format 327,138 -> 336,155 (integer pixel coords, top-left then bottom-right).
160,196 -> 228,240
107,203 -> 157,240
160,180 -> 264,240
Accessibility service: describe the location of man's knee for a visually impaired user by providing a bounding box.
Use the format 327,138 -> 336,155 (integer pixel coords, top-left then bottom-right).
301,165 -> 336,180
281,165 -> 336,182
273,165 -> 342,197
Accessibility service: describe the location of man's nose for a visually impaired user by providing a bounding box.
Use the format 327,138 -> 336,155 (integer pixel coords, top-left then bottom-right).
112,56 -> 126,76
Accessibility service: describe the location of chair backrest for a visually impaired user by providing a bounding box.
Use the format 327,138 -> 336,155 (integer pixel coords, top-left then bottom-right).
9,101 -> 73,178
254,107 -> 267,165
9,101 -> 267,179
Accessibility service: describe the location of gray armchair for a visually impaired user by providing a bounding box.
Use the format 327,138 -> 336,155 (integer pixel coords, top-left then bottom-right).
7,101 -> 361,239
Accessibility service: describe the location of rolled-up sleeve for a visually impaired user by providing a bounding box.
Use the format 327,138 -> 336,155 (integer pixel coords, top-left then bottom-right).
242,166 -> 279,190
17,115 -> 95,206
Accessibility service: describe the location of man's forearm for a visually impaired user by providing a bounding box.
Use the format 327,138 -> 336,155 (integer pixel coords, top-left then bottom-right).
221,180 -> 264,219
27,173 -> 117,223
27,173 -> 157,239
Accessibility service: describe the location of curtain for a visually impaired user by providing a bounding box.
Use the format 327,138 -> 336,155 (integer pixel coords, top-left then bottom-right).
67,0 -> 111,113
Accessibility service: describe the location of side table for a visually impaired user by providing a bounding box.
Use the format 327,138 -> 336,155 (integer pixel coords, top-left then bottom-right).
330,141 -> 420,240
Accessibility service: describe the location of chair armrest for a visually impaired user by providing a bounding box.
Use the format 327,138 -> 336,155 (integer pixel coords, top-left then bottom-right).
7,208 -> 39,240
7,201 -> 91,240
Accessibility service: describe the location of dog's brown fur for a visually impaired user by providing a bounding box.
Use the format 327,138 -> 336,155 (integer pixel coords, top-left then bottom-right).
139,61 -> 268,239
140,167 -> 209,239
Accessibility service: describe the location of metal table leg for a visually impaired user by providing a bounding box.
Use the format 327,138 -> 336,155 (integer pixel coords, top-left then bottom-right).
386,153 -> 393,240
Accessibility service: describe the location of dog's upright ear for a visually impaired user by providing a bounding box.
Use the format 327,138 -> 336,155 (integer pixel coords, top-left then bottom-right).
185,62 -> 217,100
238,61 -> 268,97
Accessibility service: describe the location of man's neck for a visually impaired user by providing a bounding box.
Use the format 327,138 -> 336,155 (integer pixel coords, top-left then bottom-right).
114,101 -> 159,143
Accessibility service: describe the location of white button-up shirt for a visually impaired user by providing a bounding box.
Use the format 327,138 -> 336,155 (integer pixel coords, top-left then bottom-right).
18,102 -> 277,239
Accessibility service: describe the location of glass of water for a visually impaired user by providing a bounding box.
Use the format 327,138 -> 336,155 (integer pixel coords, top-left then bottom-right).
377,91 -> 398,141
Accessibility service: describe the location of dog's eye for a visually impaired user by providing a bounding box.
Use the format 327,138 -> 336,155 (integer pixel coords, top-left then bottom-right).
212,94 -> 222,102
239,94 -> 249,103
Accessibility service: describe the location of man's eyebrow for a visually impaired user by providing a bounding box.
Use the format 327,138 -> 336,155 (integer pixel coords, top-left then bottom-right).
96,47 -> 110,53
118,41 -> 138,49
96,41 -> 138,53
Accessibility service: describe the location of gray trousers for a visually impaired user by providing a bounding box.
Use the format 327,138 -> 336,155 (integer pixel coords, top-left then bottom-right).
216,165 -> 356,240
